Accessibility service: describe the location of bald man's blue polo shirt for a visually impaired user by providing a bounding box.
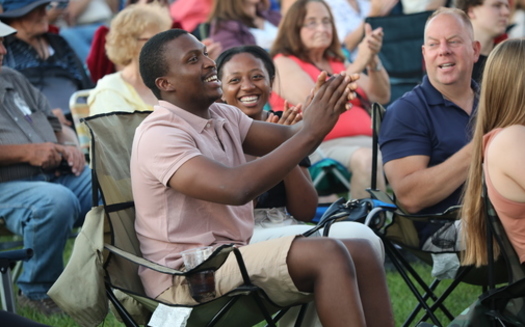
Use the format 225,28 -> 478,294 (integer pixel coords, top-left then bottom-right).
379,75 -> 478,244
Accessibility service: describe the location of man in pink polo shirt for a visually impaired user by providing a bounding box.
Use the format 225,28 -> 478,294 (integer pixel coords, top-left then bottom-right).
131,29 -> 394,327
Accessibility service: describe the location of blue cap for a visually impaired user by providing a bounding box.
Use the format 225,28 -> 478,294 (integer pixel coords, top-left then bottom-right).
0,0 -> 67,19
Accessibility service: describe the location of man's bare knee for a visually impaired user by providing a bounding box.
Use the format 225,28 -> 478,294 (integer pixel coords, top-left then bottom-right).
342,238 -> 381,265
289,237 -> 351,265
287,238 -> 354,291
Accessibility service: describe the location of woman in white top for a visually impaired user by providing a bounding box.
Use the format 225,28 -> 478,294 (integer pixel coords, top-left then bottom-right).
88,3 -> 172,115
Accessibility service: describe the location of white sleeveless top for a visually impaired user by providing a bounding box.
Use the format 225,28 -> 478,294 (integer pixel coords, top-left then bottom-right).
249,20 -> 278,50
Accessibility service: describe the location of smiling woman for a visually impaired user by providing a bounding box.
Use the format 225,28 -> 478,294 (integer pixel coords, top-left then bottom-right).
216,45 -> 316,225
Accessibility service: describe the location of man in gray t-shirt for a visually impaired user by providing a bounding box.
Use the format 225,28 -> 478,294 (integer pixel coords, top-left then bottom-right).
0,21 -> 91,316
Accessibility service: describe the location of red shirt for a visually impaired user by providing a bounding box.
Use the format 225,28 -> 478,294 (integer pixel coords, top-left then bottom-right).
269,54 -> 372,141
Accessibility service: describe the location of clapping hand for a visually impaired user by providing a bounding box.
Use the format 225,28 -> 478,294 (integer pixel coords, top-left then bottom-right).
358,23 -> 384,66
302,72 -> 360,138
304,71 -> 359,111
266,101 -> 303,125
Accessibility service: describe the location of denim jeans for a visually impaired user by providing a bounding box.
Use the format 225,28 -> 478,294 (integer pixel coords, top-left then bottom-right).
0,168 -> 92,299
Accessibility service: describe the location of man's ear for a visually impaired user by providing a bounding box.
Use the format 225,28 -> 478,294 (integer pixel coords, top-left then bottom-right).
472,40 -> 481,62
155,77 -> 176,92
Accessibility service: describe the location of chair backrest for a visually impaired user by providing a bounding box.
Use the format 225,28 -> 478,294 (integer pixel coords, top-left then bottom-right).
69,89 -> 93,161
483,183 -> 525,284
365,11 -> 433,104
84,111 -> 152,296
481,181 -> 525,325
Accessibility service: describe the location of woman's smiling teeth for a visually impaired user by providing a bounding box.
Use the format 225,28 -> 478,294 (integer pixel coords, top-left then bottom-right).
239,95 -> 259,104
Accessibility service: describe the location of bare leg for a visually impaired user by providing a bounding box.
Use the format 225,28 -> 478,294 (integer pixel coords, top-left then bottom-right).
348,148 -> 386,199
286,237 -> 394,327
287,237 -> 365,327
340,239 -> 394,326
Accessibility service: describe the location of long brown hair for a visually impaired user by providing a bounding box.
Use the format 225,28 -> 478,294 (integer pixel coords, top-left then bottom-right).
269,0 -> 344,63
461,38 -> 525,267
208,0 -> 267,28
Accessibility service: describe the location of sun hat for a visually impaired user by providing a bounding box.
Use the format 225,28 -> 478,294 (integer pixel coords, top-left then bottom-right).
0,0 -> 67,19
0,21 -> 17,37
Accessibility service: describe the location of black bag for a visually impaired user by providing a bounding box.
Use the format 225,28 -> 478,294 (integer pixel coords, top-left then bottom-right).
303,198 -> 377,237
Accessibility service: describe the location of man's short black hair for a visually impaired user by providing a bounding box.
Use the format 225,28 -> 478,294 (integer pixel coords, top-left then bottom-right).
139,29 -> 189,99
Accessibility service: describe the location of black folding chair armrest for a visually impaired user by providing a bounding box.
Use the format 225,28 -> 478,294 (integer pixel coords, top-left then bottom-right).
104,243 -> 237,276
0,248 -> 33,275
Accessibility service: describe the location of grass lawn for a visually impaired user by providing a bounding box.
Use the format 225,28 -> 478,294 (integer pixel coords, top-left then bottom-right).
7,237 -> 481,327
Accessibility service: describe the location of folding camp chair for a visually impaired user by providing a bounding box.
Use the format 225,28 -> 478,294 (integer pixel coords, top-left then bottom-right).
0,248 -> 32,313
48,111 -> 306,327
365,11 -> 433,106
422,182 -> 525,327
1,218 -> 30,314
69,89 -> 93,162
472,181 -> 525,326
308,148 -> 351,197
366,103 -> 508,327
438,181 -> 525,327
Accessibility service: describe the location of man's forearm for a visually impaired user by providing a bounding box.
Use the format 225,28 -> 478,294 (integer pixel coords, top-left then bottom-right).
55,125 -> 80,147
0,144 -> 32,166
392,146 -> 472,213
365,60 -> 390,104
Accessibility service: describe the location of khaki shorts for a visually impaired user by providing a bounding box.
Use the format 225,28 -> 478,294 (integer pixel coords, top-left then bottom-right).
310,135 -> 373,168
156,235 -> 312,307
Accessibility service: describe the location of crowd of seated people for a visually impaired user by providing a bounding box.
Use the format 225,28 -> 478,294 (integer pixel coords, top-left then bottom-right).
132,28 -> 394,327
270,0 -> 390,199
0,0 -> 94,126
4,0 -> 525,325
